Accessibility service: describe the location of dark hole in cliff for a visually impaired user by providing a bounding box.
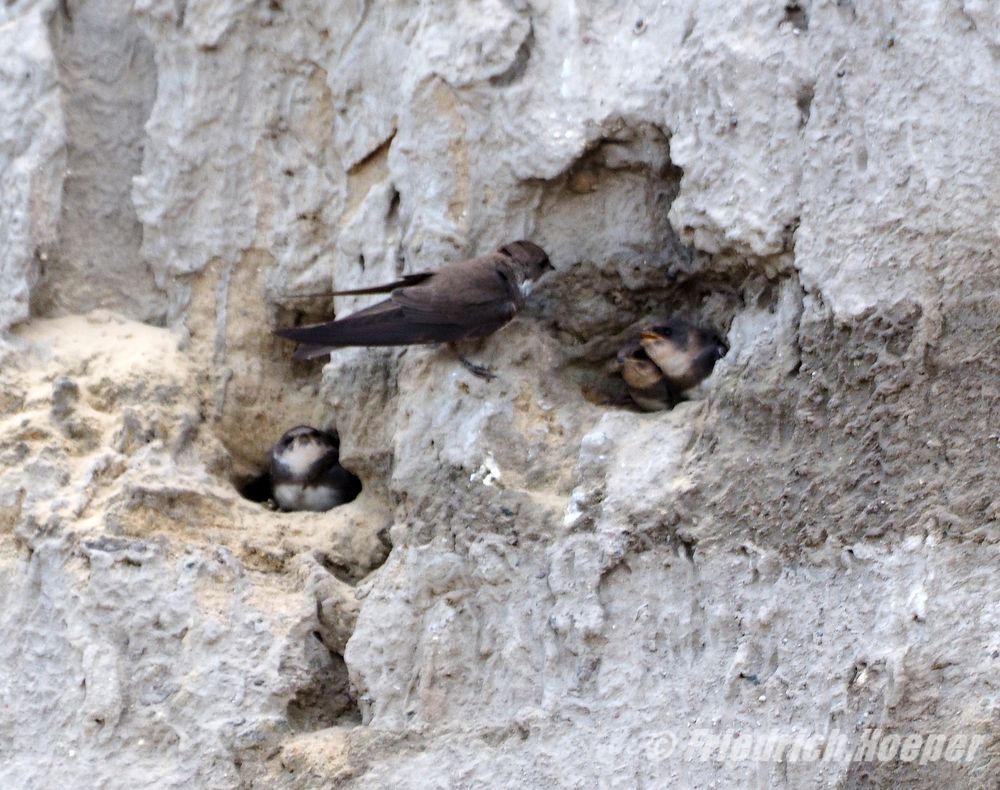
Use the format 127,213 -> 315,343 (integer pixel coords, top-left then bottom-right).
386,185 -> 400,220
286,574 -> 368,732
526,120 -> 757,412
315,550 -> 359,585
286,638 -> 361,731
796,83 -> 815,128
784,2 -> 809,31
238,470 -> 273,504
489,24 -> 534,86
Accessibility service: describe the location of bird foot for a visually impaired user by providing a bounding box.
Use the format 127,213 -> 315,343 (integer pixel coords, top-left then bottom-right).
459,356 -> 497,381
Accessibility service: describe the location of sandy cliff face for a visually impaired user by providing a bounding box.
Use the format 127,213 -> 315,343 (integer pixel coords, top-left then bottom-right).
1,0 -> 998,787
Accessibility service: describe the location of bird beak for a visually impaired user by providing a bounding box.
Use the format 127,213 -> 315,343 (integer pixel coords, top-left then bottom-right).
640,330 -> 662,343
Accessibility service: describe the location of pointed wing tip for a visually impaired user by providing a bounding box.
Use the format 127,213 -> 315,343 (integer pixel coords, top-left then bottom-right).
273,326 -> 333,361
273,326 -> 301,340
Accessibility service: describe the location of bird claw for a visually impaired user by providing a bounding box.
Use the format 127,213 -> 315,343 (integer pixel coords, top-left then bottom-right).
459,356 -> 497,381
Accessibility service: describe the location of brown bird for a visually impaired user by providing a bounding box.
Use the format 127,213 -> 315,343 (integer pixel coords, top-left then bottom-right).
269,425 -> 361,512
619,318 -> 728,410
618,340 -> 676,412
274,241 -> 553,375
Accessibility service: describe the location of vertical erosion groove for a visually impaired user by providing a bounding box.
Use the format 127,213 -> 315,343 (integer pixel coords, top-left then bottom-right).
39,0 -> 163,322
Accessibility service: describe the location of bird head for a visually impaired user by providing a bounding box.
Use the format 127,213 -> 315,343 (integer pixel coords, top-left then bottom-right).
498,240 -> 554,281
640,319 -> 728,391
618,339 -> 667,391
271,425 -> 338,476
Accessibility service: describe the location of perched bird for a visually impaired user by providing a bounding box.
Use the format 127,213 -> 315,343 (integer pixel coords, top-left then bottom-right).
274,241 -> 553,375
269,426 -> 361,512
618,318 -> 728,410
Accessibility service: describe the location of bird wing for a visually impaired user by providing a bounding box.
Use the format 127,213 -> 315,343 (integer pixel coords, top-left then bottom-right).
274,297 -> 494,353
274,300 -> 409,347
319,464 -> 362,503
328,272 -> 435,296
389,258 -> 520,326
273,255 -> 521,354
304,448 -> 342,485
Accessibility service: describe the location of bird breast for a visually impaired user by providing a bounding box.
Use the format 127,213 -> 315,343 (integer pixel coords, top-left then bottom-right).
273,482 -> 344,512
622,358 -> 664,390
643,340 -> 699,384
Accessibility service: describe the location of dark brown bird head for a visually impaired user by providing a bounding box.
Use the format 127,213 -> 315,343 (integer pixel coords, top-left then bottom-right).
270,425 -> 339,477
639,318 -> 728,392
497,240 -> 553,282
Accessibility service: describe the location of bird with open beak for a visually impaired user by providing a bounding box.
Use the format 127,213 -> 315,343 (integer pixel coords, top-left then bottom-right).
619,318 -> 728,410
274,241 -> 552,378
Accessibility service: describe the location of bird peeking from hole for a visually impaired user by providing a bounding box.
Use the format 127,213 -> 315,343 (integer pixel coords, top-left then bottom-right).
615,318 -> 728,411
268,426 -> 361,512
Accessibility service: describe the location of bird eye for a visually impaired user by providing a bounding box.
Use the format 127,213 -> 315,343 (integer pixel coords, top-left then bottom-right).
660,327 -> 673,338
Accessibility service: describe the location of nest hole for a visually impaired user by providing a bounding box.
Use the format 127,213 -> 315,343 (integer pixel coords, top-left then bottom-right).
523,118 -> 755,412
233,427 -> 363,513
286,633 -> 361,731
541,263 -> 754,412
